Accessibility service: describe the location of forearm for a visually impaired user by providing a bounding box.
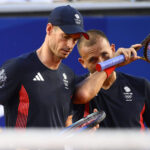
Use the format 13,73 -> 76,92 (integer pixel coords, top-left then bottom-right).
73,71 -> 107,104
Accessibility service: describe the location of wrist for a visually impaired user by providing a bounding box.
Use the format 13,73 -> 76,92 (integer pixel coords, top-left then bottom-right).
104,66 -> 116,78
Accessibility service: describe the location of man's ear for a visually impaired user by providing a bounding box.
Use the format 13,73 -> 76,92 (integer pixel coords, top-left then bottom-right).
111,43 -> 116,52
46,23 -> 53,35
78,58 -> 87,69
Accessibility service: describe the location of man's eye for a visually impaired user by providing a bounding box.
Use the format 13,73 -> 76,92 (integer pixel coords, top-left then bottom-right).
74,38 -> 79,42
63,36 -> 69,39
101,52 -> 109,59
101,52 -> 107,57
89,58 -> 98,63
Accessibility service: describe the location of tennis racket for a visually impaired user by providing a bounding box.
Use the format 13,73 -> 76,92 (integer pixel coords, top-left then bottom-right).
96,34 -> 150,72
62,111 -> 106,134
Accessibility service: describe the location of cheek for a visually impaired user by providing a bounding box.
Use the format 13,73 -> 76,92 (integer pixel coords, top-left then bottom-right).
50,39 -> 56,50
88,63 -> 97,71
90,66 -> 96,73
54,39 -> 64,50
58,39 -> 66,48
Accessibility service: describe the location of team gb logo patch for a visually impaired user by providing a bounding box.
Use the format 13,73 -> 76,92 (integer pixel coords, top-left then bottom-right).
0,69 -> 7,88
74,14 -> 81,25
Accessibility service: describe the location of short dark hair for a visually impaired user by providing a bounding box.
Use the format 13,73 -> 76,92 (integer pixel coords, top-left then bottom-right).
77,29 -> 109,56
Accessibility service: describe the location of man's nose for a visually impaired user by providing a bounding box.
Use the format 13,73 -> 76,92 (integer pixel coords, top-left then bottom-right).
98,57 -> 104,63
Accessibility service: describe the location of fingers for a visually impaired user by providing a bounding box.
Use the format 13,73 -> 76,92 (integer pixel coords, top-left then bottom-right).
116,46 -> 140,61
125,47 -> 138,61
65,115 -> 73,127
95,123 -> 99,129
89,123 -> 100,133
131,44 -> 142,50
115,45 -> 141,67
93,108 -> 98,113
92,124 -> 99,131
130,44 -> 142,60
115,43 -> 141,59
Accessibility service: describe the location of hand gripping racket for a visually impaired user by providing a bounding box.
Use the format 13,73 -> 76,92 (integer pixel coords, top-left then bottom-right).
62,111 -> 106,134
96,34 -> 150,71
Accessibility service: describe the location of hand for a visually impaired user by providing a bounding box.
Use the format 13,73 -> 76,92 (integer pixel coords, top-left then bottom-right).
115,44 -> 142,68
65,115 -> 73,127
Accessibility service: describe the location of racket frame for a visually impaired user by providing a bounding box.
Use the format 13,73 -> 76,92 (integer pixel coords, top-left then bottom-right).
65,111 -> 106,131
136,34 -> 150,62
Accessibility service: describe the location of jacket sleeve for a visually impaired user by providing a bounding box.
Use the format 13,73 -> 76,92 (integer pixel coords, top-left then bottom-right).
0,59 -> 20,106
143,79 -> 150,127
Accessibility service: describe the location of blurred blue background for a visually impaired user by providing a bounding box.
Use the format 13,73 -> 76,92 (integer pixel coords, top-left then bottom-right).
0,15 -> 150,126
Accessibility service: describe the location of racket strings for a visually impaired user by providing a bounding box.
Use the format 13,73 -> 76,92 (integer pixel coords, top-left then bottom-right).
143,42 -> 150,62
146,43 -> 150,61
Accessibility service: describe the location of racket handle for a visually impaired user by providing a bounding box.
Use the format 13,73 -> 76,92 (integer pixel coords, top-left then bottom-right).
96,54 -> 125,71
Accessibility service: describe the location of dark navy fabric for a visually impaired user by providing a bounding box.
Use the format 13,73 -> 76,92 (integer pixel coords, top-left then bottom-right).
73,72 -> 150,128
0,52 -> 76,127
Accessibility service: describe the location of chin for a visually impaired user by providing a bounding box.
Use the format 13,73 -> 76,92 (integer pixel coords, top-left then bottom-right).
91,70 -> 96,74
60,55 -> 69,59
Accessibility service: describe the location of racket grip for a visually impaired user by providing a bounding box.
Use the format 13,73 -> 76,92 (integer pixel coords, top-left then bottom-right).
96,54 -> 125,71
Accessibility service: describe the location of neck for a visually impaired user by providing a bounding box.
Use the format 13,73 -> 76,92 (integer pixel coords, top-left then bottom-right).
102,71 -> 116,90
36,43 -> 61,70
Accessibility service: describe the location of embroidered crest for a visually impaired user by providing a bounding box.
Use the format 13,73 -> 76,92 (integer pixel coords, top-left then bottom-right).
0,69 -> 7,88
62,73 -> 69,89
123,86 -> 133,101
74,14 -> 81,25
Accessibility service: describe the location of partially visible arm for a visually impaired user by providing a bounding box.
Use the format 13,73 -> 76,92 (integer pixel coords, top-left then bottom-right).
143,79 -> 150,128
0,59 -> 20,105
72,71 -> 107,104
